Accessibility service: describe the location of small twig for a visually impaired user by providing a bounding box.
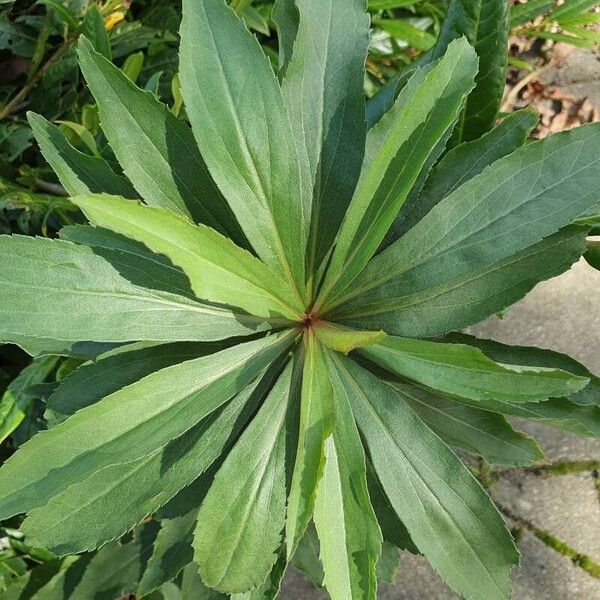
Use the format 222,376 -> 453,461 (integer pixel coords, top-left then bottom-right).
0,41 -> 75,122
501,65 -> 549,113
34,180 -> 68,196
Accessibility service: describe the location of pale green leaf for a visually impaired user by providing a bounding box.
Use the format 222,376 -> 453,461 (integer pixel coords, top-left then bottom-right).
179,0 -> 309,300
314,353 -> 382,600
286,333 -> 335,558
360,335 -> 588,403
332,355 -> 519,600
194,362 -> 293,593
73,194 -> 303,320
313,322 -> 384,355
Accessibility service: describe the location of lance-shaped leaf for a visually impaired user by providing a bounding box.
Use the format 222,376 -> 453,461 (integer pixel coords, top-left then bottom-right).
138,478 -> 208,596
335,226 -> 589,337
76,37 -> 245,245
73,194 -> 303,320
0,235 -> 273,347
313,322 -> 384,355
28,112 -> 138,199
21,373 -> 275,557
437,0 -> 509,143
385,109 -> 539,244
0,332 -> 295,527
389,382 -> 543,466
272,0 -> 299,76
46,342 -> 219,425
316,38 -> 478,307
360,336 -> 588,403
330,122 -> 600,328
314,353 -> 382,600
281,0 -> 370,274
447,333 -> 600,407
366,0 -> 507,138
286,332 -> 335,557
59,225 -> 195,299
179,0 -> 309,300
194,362 -> 293,593
332,355 -> 519,600
0,356 -> 59,443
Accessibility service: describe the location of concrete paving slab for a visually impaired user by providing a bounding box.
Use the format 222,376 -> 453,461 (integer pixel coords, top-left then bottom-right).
492,471 -> 600,563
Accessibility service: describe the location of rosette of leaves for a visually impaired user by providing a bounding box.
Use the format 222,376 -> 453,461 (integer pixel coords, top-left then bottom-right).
0,0 -> 600,599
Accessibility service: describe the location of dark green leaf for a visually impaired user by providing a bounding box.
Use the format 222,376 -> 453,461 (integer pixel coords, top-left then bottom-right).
28,112 -> 138,198
331,355 -> 518,600
0,235 -> 273,348
281,0 -> 370,276
77,37 -> 245,245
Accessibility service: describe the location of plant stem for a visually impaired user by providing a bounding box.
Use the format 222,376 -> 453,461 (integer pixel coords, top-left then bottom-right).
0,41 -> 75,122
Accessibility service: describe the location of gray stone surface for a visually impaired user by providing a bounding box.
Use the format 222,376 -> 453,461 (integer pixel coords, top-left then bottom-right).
280,258 -> 600,599
492,471 -> 600,563
512,532 -> 600,600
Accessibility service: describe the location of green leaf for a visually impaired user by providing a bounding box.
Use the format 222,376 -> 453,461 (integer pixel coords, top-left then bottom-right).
447,333 -> 600,407
550,0 -> 599,21
27,112 -> 138,198
0,235 -> 273,348
331,122 -> 600,331
331,355 -> 519,600
316,38 -> 478,308
82,6 -> 111,60
290,525 -> 324,588
314,353 -> 382,600
138,479 -> 207,596
313,322 -> 384,355
373,18 -> 436,52
76,37 -> 245,246
510,0 -> 553,27
385,109 -> 539,243
45,342 -> 216,425
281,0 -> 370,276
432,0 -> 509,143
0,333 -> 294,536
338,226 -> 588,337
59,224 -> 194,299
376,542 -> 402,585
0,356 -> 58,443
360,335 -> 588,403
73,194 -> 303,320
271,0 -> 298,76
193,362 -> 293,593
286,333 -> 335,558
365,462 -> 417,553
585,240 -> 600,271
389,381 -> 544,466
179,0 -> 309,300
